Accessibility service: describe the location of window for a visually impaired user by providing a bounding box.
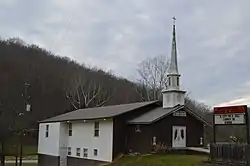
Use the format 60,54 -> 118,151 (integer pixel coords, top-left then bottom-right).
68,123 -> 72,136
94,121 -> 99,137
76,148 -> 81,157
83,148 -> 88,158
168,77 -> 171,86
68,147 -> 71,155
177,77 -> 179,86
94,149 -> 98,156
135,125 -> 141,132
45,125 -> 49,137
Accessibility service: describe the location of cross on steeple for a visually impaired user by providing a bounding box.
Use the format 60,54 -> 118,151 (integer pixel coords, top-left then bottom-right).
172,16 -> 176,25
168,16 -> 178,75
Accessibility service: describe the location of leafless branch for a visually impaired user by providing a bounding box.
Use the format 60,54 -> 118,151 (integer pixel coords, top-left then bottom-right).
136,55 -> 169,101
65,74 -> 113,109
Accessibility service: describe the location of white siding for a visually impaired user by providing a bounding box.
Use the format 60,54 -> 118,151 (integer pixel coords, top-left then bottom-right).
162,91 -> 185,108
38,122 -> 61,156
68,119 -> 113,162
59,122 -> 68,166
59,122 -> 68,148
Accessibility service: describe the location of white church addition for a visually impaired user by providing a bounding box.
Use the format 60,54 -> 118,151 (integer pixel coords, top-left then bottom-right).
162,17 -> 186,108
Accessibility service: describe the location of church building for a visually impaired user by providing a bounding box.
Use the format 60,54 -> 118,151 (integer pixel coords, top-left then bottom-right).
38,19 -> 211,166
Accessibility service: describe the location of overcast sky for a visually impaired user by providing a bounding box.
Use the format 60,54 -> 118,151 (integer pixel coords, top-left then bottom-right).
0,0 -> 250,106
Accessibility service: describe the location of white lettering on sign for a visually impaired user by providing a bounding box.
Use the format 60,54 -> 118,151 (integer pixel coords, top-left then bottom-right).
173,111 -> 186,117
214,114 -> 245,125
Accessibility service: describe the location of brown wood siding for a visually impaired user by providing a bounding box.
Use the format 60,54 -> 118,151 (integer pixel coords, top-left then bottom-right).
152,109 -> 204,147
112,103 -> 159,159
127,125 -> 153,153
127,108 -> 204,153
38,154 -> 59,166
112,117 -> 125,159
67,157 -> 107,166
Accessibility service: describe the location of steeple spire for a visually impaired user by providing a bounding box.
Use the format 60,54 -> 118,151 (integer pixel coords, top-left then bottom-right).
168,16 -> 179,74
162,17 -> 186,108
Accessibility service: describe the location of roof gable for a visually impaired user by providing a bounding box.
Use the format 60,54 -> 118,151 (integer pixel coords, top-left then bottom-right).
128,104 -> 212,126
128,105 -> 183,124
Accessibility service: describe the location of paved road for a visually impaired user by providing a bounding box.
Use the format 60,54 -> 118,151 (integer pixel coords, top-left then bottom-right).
5,160 -> 38,163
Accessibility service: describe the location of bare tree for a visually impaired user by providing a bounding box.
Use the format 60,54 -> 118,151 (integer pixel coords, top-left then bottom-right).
65,74 -> 113,110
185,94 -> 211,113
136,55 -> 169,101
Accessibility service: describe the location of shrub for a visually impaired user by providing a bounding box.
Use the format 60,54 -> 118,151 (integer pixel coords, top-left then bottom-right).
152,142 -> 170,154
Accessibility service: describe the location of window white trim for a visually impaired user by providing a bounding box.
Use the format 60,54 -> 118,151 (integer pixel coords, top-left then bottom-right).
83,148 -> 88,158
68,123 -> 72,136
76,148 -> 81,157
94,149 -> 98,156
45,125 -> 49,137
68,147 -> 71,156
94,121 -> 99,137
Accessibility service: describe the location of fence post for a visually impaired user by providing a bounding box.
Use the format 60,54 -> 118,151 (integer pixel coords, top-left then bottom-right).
210,143 -> 215,162
246,145 -> 250,166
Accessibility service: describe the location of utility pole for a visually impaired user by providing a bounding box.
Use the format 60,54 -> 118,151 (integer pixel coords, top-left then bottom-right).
19,82 -> 31,166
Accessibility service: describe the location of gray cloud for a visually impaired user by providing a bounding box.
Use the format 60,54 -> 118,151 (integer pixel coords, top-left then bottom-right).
0,0 -> 250,106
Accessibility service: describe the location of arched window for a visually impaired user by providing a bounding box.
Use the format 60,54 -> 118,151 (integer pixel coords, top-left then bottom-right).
168,77 -> 171,86
177,77 -> 179,86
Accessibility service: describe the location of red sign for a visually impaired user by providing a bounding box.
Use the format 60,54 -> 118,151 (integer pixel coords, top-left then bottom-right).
214,105 -> 247,114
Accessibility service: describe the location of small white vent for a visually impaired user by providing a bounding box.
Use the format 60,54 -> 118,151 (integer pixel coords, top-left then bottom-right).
135,125 -> 141,132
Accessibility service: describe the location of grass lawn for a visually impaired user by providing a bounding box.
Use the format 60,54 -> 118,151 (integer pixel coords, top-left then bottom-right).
109,154 -> 207,166
6,155 -> 38,160
5,154 -> 207,166
5,145 -> 38,156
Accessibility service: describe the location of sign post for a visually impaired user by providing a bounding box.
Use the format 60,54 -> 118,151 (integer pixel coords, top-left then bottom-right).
245,108 -> 250,144
212,105 -> 249,165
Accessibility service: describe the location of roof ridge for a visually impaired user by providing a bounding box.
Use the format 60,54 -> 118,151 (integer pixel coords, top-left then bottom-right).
78,100 -> 158,111
39,100 -> 158,123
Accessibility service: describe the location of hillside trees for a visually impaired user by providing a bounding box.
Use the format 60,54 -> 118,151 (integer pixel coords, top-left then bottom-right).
0,37 -> 150,164
0,38 -> 144,120
0,38 -> 144,152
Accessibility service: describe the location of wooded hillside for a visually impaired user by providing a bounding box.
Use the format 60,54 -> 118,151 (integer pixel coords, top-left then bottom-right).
1,38 -> 243,152
0,38 -> 144,137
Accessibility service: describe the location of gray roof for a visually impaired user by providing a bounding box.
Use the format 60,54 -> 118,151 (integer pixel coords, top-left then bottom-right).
128,104 -> 211,126
128,105 -> 183,124
40,101 -> 158,123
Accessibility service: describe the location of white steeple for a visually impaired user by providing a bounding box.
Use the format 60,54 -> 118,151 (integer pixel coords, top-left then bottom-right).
162,17 -> 186,108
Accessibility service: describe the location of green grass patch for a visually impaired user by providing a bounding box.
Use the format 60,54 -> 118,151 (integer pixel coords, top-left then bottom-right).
5,155 -> 38,160
4,145 -> 37,156
22,146 -> 38,155
6,164 -> 37,166
109,154 -> 207,166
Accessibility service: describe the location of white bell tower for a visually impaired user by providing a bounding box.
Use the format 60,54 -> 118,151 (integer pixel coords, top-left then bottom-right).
162,17 -> 186,108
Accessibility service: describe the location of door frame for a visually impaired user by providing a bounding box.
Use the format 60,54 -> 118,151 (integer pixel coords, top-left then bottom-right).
172,126 -> 186,148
